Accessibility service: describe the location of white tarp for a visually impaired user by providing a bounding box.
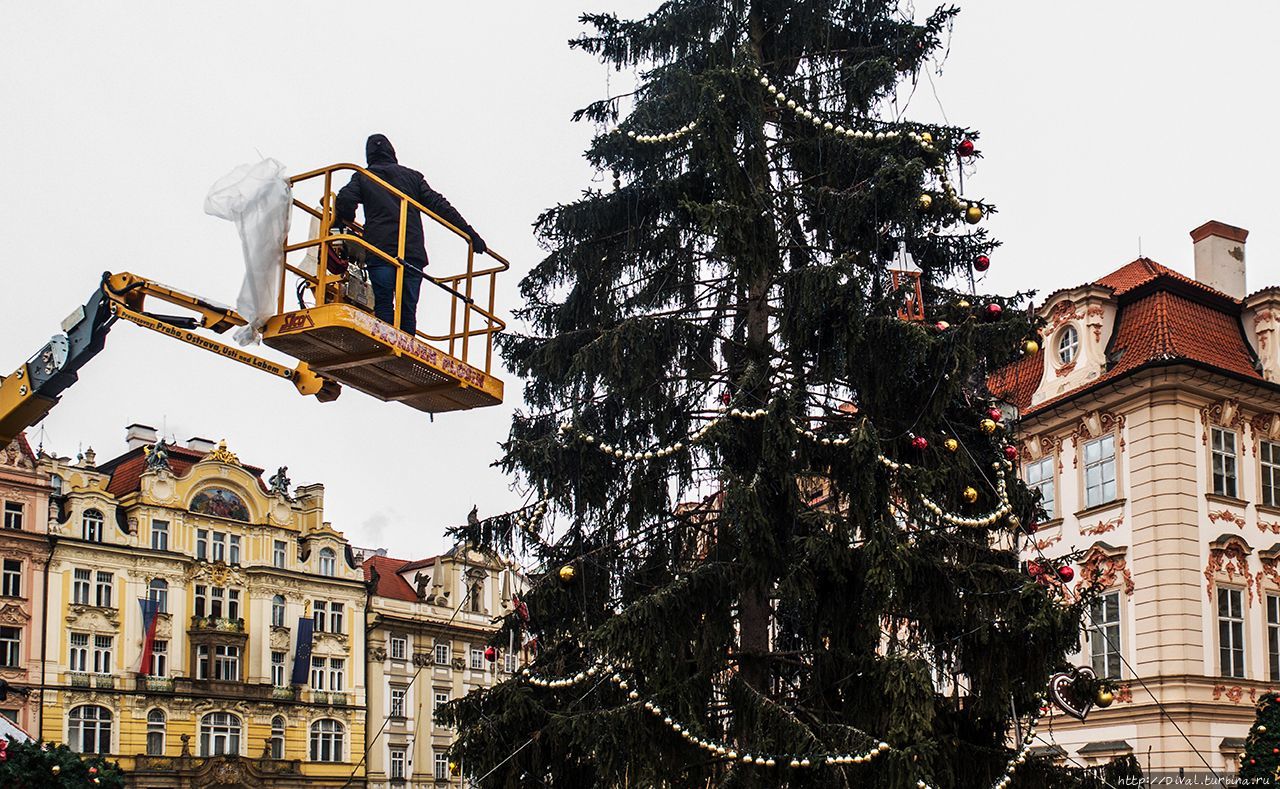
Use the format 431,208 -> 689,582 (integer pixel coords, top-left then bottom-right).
0,713 -> 33,744
204,158 -> 292,345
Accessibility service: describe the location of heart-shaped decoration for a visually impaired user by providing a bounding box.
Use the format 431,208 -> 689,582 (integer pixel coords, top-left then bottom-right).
1049,666 -> 1096,721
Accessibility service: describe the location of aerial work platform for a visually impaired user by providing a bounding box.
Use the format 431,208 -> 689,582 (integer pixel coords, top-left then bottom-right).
264,163 -> 507,414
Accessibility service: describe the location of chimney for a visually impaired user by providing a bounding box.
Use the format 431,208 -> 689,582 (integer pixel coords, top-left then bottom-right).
186,436 -> 216,453
1191,220 -> 1248,299
124,423 -> 158,450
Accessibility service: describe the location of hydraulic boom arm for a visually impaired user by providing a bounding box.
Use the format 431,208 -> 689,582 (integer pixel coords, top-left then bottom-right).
0,271 -> 339,447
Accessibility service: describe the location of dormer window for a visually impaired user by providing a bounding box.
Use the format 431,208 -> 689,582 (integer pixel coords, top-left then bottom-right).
1057,325 -> 1079,364
319,548 -> 336,577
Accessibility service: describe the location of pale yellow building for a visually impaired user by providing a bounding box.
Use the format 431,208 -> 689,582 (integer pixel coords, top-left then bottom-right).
39,425 -> 367,787
991,221 -> 1280,771
361,545 -> 523,786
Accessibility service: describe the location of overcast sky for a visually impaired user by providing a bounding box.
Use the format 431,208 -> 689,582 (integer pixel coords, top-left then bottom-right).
2,2 -> 1278,560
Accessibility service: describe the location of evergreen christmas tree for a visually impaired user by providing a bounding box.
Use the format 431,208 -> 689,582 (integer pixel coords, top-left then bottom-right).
0,739 -> 125,789
446,1 -> 1086,786
1240,692 -> 1280,780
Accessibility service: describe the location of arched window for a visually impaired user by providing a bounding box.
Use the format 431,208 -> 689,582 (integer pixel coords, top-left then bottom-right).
272,594 -> 286,627
318,548 -> 336,577
82,509 -> 104,543
309,718 -> 344,762
148,578 -> 168,614
270,715 -> 286,759
1057,325 -> 1080,365
68,705 -> 112,754
199,711 -> 242,756
146,709 -> 165,756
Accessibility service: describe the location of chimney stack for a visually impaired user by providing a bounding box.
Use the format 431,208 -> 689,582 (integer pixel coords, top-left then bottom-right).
186,436 -> 217,453
124,423 -> 158,450
1191,220 -> 1248,299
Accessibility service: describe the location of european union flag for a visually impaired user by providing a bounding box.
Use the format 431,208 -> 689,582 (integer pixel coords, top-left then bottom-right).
291,617 -> 315,686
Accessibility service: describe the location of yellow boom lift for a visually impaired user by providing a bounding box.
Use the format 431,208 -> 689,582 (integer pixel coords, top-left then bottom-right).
0,163 -> 508,447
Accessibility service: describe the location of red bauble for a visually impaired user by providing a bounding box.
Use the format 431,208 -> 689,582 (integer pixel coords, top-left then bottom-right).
720,390 -> 732,405
974,254 -> 990,272
1025,521 -> 1038,534
987,407 -> 1003,422
89,768 -> 98,775
1057,566 -> 1075,583
910,435 -> 929,451
484,645 -> 498,662
934,320 -> 950,332
957,139 -> 975,157
1026,562 -> 1043,578
1003,446 -> 1019,461
984,303 -> 1003,321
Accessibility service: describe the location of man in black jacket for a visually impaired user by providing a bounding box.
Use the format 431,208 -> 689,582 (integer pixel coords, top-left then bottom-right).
335,133 -> 486,334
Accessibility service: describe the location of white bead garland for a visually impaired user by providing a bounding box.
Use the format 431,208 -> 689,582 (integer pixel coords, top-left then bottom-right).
626,121 -> 699,145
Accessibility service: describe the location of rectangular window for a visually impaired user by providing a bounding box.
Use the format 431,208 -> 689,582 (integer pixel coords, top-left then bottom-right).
1,560 -> 20,598
1264,442 -> 1280,508
434,643 -> 451,666
73,568 -> 91,605
1083,434 -> 1117,508
196,529 -> 209,560
1219,587 -> 1247,678
273,540 -> 287,569
1024,456 -> 1055,518
390,686 -> 407,718
272,651 -> 286,687
329,603 -> 343,634
504,652 -> 518,674
469,647 -> 484,670
3,501 -> 23,530
194,584 -> 207,618
92,634 -> 113,674
214,645 -> 240,681
94,571 -> 113,608
227,588 -> 240,621
212,532 -> 226,563
434,690 -> 450,715
390,747 -> 407,779
435,753 -> 449,780
229,535 -> 241,566
1212,427 -> 1239,498
313,601 -> 328,632
150,640 -> 168,677
69,632 -> 88,672
1269,595 -> 1280,682
0,626 -> 19,668
328,658 -> 345,692
210,586 -> 224,618
196,644 -> 209,679
390,635 -> 407,661
1089,591 -> 1122,679
151,520 -> 169,551
311,656 -> 326,690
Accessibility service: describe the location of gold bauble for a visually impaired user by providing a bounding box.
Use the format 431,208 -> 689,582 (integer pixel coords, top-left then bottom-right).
920,131 -> 933,144
917,193 -> 933,210
980,418 -> 997,434
1260,725 -> 1269,734
1022,339 -> 1040,355
962,486 -> 979,504
965,205 -> 983,224
558,564 -> 577,584
1095,688 -> 1115,708
51,766 -> 61,776
943,438 -> 959,453
957,299 -> 971,309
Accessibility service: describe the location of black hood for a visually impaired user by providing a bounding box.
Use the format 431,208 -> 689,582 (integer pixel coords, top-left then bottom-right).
366,134 -> 397,165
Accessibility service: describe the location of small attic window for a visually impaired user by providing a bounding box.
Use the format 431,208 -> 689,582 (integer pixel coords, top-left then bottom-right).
1057,325 -> 1080,364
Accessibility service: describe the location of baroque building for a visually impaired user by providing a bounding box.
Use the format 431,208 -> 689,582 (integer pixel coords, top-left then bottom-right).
38,424 -> 367,787
362,545 -> 523,786
0,433 -> 52,736
990,221 -> 1280,771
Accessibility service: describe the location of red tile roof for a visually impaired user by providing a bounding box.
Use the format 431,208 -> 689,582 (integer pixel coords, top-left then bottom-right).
990,258 -> 1262,415
96,444 -> 266,498
363,555 -> 420,602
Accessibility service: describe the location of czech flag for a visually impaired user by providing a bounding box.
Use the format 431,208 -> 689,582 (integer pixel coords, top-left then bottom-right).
136,597 -> 161,676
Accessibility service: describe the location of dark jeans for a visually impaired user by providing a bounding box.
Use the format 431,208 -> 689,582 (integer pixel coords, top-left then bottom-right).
367,262 -> 423,334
